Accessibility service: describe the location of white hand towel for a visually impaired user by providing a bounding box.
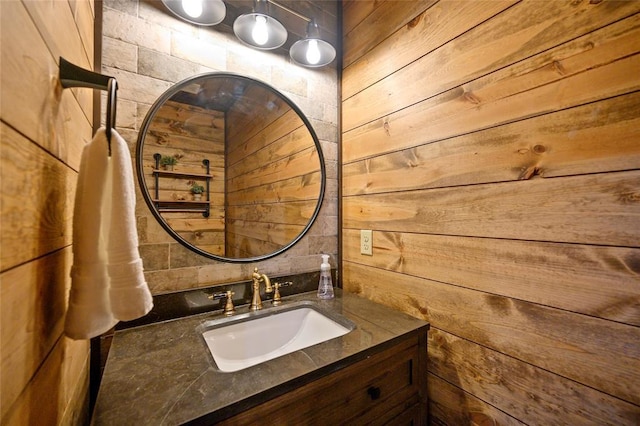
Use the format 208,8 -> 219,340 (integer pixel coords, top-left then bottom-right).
107,129 -> 153,320
65,128 -> 153,340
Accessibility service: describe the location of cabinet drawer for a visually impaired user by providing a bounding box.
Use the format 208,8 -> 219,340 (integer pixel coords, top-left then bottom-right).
384,403 -> 423,426
220,334 -> 426,425
346,345 -> 419,425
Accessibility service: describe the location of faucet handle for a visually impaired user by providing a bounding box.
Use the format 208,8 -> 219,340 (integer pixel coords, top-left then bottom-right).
208,291 -> 226,301
223,290 -> 235,316
272,281 -> 293,306
208,290 -> 236,316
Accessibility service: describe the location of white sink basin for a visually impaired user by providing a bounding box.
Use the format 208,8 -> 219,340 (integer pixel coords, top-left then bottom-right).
199,302 -> 355,372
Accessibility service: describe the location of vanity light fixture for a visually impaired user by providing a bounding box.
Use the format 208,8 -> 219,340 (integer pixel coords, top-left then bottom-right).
234,0 -> 336,67
162,0 -> 337,67
289,19 -> 336,68
161,0 -> 226,26
233,0 -> 287,50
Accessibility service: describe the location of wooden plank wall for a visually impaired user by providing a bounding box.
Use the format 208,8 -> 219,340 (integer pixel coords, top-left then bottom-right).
341,0 -> 640,424
226,94 -> 321,258
0,1 -> 95,424
143,100 -> 226,255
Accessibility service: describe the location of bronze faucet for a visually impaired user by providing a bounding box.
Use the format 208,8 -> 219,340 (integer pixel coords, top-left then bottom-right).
250,268 -> 273,310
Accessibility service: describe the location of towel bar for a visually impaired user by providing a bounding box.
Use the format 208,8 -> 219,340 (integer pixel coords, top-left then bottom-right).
59,57 -> 118,156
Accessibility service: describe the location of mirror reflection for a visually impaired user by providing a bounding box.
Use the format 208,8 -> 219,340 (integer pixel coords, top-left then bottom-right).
136,73 -> 325,262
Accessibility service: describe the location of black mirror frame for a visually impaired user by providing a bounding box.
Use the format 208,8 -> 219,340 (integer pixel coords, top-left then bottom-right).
135,72 -> 326,263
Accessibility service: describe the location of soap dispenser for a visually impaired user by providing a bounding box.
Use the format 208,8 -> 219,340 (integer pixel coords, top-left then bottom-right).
317,254 -> 335,299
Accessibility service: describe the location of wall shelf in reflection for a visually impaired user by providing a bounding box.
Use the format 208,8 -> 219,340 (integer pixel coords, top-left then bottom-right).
153,200 -> 212,216
152,153 -> 211,218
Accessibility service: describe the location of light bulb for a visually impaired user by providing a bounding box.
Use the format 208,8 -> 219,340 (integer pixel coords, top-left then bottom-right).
306,39 -> 321,65
181,0 -> 203,18
252,15 -> 269,46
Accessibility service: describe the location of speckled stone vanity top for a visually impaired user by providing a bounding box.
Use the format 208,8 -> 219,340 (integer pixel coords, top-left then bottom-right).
92,289 -> 429,425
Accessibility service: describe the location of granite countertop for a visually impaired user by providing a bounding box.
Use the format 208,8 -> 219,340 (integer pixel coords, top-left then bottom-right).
92,289 -> 429,425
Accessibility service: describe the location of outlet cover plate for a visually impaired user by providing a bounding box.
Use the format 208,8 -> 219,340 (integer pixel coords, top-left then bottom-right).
360,230 -> 373,255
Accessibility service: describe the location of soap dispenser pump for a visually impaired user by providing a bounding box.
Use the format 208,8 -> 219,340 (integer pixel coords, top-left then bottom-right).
317,254 -> 335,299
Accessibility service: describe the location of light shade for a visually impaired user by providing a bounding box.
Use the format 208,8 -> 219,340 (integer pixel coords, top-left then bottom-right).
161,0 -> 226,26
289,20 -> 336,67
233,0 -> 287,50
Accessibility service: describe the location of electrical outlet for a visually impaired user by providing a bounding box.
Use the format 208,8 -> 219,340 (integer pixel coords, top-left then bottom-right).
360,230 -> 373,255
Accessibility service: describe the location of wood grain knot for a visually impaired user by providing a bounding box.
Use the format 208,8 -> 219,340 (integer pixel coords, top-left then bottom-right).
625,254 -> 640,274
383,119 -> 391,136
169,121 -> 184,132
407,14 -> 422,29
617,191 -> 640,204
464,91 -> 481,105
552,60 -> 566,75
532,145 -> 546,154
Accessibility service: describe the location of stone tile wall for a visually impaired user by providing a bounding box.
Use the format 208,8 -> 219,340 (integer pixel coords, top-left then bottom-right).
102,0 -> 338,294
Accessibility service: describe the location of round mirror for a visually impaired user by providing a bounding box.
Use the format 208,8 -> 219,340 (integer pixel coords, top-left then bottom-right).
136,73 -> 325,263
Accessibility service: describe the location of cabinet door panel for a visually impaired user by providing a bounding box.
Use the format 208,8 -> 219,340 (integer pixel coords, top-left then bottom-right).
219,334 -> 426,425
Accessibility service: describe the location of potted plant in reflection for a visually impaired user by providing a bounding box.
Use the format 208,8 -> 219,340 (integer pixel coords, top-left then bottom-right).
189,182 -> 205,201
159,154 -> 179,171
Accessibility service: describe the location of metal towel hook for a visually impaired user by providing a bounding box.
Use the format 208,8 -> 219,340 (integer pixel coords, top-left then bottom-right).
59,56 -> 118,156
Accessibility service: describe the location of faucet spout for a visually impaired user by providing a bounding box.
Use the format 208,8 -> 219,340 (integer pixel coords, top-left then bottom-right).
250,268 -> 272,310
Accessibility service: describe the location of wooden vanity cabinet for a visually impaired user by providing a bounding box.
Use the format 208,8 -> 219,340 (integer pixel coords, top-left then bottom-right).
218,330 -> 428,425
